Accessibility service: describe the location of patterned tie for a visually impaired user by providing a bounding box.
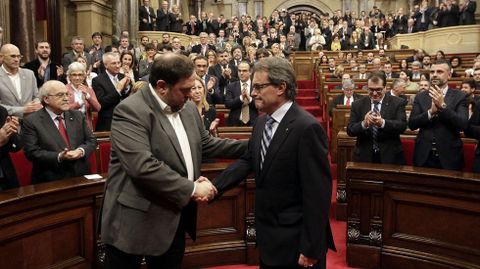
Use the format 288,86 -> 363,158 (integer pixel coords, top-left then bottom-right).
346,97 -> 351,106
371,102 -> 380,152
260,116 -> 275,170
240,82 -> 250,124
57,115 -> 70,148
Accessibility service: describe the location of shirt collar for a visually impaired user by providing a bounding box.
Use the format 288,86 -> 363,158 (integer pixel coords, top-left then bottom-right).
149,84 -> 184,114
45,106 -> 64,120
270,101 -> 293,124
1,65 -> 18,76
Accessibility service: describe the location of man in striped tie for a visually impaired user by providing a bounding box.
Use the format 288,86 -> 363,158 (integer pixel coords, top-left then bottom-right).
347,71 -> 407,165
214,57 -> 336,269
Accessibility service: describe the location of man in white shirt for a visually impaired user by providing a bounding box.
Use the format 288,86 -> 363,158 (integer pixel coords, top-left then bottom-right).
0,44 -> 42,117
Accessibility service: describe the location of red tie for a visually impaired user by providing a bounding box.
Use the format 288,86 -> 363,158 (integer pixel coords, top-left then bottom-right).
346,97 -> 351,106
57,115 -> 70,148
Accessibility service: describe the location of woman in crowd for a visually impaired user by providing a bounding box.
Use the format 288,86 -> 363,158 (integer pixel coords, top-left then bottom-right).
330,35 -> 342,51
169,5 -> 183,33
307,28 -> 326,51
190,75 -> 219,136
119,51 -> 138,83
270,43 -> 284,58
348,30 -> 361,50
449,55 -> 462,77
66,62 -> 101,130
75,55 -> 97,88
206,50 -> 217,70
436,50 -> 446,61
246,46 -> 257,64
138,43 -> 156,78
400,59 -> 409,71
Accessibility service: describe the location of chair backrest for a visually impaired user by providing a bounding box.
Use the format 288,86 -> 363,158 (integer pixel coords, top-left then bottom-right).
9,150 -> 32,186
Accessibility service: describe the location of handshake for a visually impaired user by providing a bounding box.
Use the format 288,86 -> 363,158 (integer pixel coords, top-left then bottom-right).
192,176 -> 217,202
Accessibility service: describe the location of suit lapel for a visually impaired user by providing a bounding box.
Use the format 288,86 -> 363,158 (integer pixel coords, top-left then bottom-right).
18,69 -> 29,104
0,69 -> 21,103
179,105 -> 199,177
258,104 -> 296,181
64,111 -> 78,149
143,88 -> 187,171
380,95 -> 391,119
39,109 -> 69,149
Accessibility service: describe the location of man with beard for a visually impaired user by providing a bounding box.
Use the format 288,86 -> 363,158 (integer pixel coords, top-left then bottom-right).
408,60 -> 468,170
24,41 -> 65,88
208,48 -> 238,102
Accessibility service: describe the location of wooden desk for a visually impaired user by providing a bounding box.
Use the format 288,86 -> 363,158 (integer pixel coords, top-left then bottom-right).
0,163 -> 259,268
346,162 -> 480,269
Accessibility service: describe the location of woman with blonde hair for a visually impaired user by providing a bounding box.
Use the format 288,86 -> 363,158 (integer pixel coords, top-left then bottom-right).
66,62 -> 101,130
190,75 -> 219,136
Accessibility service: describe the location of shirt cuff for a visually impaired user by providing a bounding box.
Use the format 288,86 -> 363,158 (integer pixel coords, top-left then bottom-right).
78,147 -> 85,157
191,181 -> 196,197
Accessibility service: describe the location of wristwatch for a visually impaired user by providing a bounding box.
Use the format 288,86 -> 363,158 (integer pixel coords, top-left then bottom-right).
440,103 -> 447,110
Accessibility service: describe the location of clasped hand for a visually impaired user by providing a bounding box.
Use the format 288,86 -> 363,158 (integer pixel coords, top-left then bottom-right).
428,85 -> 445,114
363,111 -> 383,128
193,176 -> 217,203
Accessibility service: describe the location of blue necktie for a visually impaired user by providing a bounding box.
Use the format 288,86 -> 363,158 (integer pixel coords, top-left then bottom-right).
372,102 -> 380,152
260,116 -> 275,170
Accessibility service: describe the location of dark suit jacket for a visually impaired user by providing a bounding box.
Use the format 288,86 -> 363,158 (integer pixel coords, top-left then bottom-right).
0,106 -> 22,189
156,9 -> 170,31
214,103 -> 336,267
203,74 -> 222,105
21,108 -> 97,184
100,87 -> 246,256
23,58 -> 65,88
408,88 -> 468,170
464,100 -> 480,173
347,95 -> 407,165
208,64 -> 238,101
92,72 -> 127,131
224,80 -> 258,126
139,5 -> 156,31
185,21 -> 198,35
191,44 -> 216,56
328,93 -> 362,117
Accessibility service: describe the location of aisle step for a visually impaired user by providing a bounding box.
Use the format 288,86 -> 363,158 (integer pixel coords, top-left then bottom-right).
296,96 -> 319,106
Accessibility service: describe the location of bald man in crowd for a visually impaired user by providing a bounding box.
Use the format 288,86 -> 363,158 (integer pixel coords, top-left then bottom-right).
0,44 -> 42,117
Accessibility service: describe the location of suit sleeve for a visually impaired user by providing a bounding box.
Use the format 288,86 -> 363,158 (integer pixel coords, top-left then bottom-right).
298,122 -> 332,259
382,99 -> 407,135
75,112 -> 97,157
92,77 -> 120,110
465,101 -> 480,140
437,93 -> 468,132
408,93 -> 430,131
21,116 -> 62,167
347,101 -> 367,136
224,83 -> 243,109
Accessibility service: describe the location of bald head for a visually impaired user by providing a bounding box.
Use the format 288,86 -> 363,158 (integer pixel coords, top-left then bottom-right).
0,44 -> 22,73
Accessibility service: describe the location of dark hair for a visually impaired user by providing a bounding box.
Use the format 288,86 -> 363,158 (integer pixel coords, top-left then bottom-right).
120,51 -> 135,68
149,53 -> 194,87
255,48 -> 270,59
462,78 -> 476,89
193,55 -> 208,64
91,32 -> 103,39
145,43 -> 156,51
433,59 -> 452,70
35,40 -> 50,49
368,71 -> 387,86
105,44 -> 119,53
449,55 -> 462,68
436,50 -> 445,60
401,69 -> 413,80
253,57 -> 296,100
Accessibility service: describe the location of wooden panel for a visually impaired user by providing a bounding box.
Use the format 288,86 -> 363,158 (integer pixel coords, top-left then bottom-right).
346,163 -> 480,269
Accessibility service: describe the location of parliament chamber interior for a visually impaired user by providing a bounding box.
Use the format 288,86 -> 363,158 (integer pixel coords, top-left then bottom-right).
0,0 -> 479,268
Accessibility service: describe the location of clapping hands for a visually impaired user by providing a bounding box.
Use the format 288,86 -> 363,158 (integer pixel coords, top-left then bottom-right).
193,176 -> 217,203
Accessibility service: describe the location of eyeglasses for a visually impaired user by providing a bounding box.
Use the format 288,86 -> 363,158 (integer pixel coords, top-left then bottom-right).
252,83 -> 275,91
48,92 -> 72,98
368,88 -> 383,93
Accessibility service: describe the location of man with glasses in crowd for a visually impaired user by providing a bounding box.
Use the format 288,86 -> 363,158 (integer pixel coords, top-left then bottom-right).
21,80 -> 96,184
0,44 -> 42,117
347,71 -> 407,165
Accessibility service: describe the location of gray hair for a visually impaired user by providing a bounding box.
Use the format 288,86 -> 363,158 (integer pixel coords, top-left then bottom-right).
392,78 -> 406,89
342,79 -> 355,89
39,80 -> 67,105
103,52 -> 119,64
411,61 -> 422,67
253,57 -> 296,100
67,62 -> 86,76
71,36 -> 84,44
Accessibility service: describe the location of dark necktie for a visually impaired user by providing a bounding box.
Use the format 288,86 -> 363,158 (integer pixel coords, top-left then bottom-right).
260,116 -> 275,170
57,115 -> 70,148
371,102 -> 380,152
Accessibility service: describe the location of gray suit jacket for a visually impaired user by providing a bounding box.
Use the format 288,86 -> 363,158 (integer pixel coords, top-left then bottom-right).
100,86 -> 247,256
0,68 -> 39,117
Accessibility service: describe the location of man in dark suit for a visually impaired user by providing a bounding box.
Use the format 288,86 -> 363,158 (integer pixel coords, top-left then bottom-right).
213,57 -> 336,269
208,48 -> 238,101
62,36 -> 94,72
383,62 -> 399,79
190,32 -> 216,56
385,78 -> 410,105
347,72 -> 407,165
408,60 -> 469,170
328,79 -> 362,117
156,1 -> 170,31
139,0 -> 156,31
0,106 -> 22,190
24,41 -> 64,88
224,61 -> 258,126
100,53 -> 246,269
193,56 -> 221,105
92,52 -> 130,131
185,15 -> 198,35
360,27 -> 375,50
21,80 -> 96,184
